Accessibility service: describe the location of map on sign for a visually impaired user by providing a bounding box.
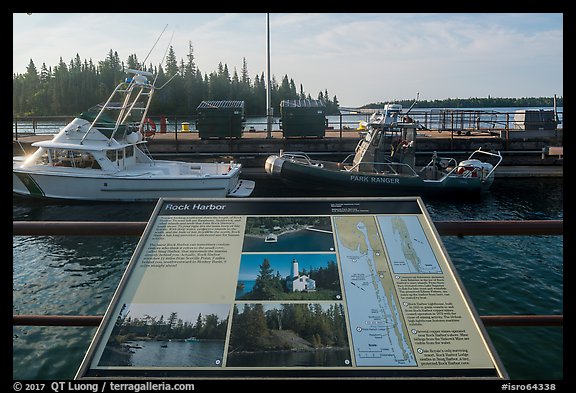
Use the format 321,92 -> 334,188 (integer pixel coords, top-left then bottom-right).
378,215 -> 442,274
333,216 -> 416,367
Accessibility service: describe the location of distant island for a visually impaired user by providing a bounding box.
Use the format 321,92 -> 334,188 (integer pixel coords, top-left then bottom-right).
360,96 -> 563,110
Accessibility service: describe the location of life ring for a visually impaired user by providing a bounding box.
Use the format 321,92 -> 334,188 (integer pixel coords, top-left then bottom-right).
143,117 -> 156,137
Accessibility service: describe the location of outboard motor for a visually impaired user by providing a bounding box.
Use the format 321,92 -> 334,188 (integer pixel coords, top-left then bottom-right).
456,159 -> 494,179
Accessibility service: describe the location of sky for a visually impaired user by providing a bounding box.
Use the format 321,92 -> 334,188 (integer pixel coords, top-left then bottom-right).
13,13 -> 563,107
237,253 -> 336,281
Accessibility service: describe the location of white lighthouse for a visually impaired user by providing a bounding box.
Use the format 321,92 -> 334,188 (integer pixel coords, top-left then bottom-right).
286,258 -> 316,292
291,258 -> 299,278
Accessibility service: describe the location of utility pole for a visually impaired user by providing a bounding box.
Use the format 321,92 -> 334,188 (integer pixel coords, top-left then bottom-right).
266,13 -> 273,139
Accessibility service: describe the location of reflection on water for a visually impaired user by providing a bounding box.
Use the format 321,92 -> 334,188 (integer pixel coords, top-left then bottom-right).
100,340 -> 225,368
226,347 -> 351,367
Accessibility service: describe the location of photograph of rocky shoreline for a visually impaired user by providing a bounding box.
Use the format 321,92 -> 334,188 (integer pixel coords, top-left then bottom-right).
226,303 -> 351,367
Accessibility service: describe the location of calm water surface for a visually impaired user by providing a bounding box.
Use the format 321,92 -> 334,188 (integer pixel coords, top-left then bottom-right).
99,340 -> 225,368
12,177 -> 563,380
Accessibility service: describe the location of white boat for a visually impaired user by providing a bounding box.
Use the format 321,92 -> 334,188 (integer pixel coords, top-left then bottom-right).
264,233 -> 278,243
13,69 -> 255,201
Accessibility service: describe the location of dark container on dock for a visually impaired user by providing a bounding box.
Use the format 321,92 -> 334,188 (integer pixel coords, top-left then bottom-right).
513,109 -> 557,131
196,100 -> 245,139
280,99 -> 327,138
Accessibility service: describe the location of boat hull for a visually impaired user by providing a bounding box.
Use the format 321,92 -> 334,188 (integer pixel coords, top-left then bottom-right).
13,168 -> 253,201
265,156 -> 491,196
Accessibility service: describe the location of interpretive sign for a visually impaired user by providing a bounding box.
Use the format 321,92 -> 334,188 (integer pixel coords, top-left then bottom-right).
76,197 -> 507,379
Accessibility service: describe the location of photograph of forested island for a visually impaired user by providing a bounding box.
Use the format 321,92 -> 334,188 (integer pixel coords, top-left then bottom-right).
98,303 -> 229,368
242,216 -> 334,252
226,303 -> 351,367
236,253 -> 342,301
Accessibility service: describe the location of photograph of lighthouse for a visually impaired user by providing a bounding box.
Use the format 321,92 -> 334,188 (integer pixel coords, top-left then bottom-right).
235,253 -> 342,301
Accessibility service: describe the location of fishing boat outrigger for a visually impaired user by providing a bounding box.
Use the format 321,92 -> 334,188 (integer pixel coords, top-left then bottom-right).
264,103 -> 502,196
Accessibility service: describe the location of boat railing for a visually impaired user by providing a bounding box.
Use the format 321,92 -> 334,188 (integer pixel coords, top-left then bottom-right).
137,140 -> 156,164
420,149 -> 504,181
467,148 -> 504,179
79,81 -> 125,145
280,151 -> 319,166
419,155 -> 459,180
80,77 -> 155,146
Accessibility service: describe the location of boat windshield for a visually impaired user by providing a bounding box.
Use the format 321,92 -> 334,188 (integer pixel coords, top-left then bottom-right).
40,148 -> 102,169
79,104 -> 117,124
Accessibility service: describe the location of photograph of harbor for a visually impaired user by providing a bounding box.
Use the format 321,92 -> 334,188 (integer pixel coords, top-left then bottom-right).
242,216 -> 335,252
97,303 -> 229,368
236,253 -> 342,300
226,302 -> 351,367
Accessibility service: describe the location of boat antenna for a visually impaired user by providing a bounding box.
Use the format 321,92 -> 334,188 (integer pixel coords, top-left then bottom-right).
154,29 -> 177,89
405,92 -> 420,115
141,24 -> 169,69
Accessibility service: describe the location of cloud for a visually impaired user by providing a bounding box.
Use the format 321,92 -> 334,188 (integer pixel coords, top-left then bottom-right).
13,12 -> 562,106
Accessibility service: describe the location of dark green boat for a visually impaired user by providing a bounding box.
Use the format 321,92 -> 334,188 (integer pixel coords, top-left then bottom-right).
265,104 -> 502,196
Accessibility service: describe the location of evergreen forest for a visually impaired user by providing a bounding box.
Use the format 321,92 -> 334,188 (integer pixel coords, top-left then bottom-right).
13,44 -> 562,117
12,44 -> 341,117
108,306 -> 228,345
229,303 -> 348,352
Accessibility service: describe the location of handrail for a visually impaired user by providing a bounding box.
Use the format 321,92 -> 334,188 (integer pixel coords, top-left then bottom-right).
12,220 -> 563,237
12,314 -> 563,327
13,221 -> 563,329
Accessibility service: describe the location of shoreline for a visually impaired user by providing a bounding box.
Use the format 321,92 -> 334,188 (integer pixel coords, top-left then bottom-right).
244,225 -> 311,240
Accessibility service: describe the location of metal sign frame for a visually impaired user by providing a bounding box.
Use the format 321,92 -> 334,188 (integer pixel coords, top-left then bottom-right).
76,197 -> 507,380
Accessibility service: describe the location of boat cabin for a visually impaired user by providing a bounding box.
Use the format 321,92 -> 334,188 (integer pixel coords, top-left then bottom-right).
22,141 -> 150,173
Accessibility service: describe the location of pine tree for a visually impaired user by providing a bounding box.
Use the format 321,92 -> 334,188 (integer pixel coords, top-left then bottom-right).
252,258 -> 277,299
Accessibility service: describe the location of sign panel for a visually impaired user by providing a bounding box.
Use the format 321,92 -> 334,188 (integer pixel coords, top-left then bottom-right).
76,197 -> 507,379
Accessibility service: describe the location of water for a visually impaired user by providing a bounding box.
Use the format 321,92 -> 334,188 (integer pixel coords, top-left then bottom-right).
242,229 -> 335,252
235,280 -> 256,298
100,340 -> 225,368
12,177 -> 563,380
226,348 -> 351,368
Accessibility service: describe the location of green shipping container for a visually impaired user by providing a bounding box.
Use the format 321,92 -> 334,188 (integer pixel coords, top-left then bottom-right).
196,100 -> 245,139
280,99 -> 327,138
